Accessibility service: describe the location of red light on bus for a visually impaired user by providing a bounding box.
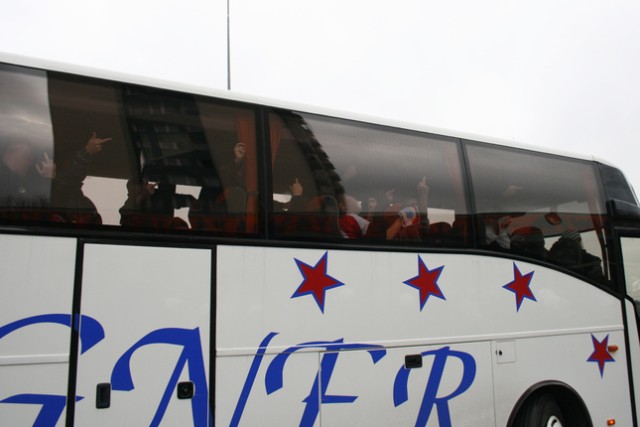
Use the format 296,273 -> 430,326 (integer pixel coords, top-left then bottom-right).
607,345 -> 619,352
607,419 -> 615,425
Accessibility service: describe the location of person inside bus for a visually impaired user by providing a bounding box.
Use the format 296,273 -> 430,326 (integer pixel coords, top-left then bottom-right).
272,177 -> 346,236
190,141 -> 247,231
339,164 -> 371,203
548,229 -> 605,283
50,131 -> 111,224
119,177 -> 156,227
338,194 -> 370,238
484,215 -> 513,250
510,226 -> 548,260
378,176 -> 430,240
272,177 -> 306,212
271,177 -> 309,235
0,141 -> 53,208
120,177 -> 195,229
0,132 -> 110,223
150,180 -> 192,215
224,141 -> 247,188
481,184 -> 525,250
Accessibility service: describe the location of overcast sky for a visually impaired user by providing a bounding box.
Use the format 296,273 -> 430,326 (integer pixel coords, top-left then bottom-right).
2,0 -> 639,193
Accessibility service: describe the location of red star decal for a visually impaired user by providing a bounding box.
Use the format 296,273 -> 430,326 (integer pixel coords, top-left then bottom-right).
292,252 -> 345,313
587,334 -> 615,377
503,263 -> 536,311
403,256 -> 445,311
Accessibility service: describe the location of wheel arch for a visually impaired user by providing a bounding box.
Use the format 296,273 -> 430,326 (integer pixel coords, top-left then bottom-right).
506,380 -> 593,427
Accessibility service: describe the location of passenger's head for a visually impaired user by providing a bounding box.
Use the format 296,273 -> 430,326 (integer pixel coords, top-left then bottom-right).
562,229 -> 583,249
2,142 -> 36,177
511,227 -> 546,258
550,230 -> 583,266
234,142 -> 246,161
126,177 -> 148,195
341,195 -> 362,214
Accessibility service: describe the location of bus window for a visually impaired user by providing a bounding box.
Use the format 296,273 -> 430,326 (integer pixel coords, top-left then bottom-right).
466,142 -> 610,284
270,110 -> 469,245
269,112 -> 342,238
0,63 -> 258,235
0,64 -> 54,215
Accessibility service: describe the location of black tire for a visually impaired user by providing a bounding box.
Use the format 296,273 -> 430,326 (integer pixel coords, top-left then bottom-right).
514,393 -> 566,427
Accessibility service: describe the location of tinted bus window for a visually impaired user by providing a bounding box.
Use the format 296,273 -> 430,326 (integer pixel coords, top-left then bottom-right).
0,63 -> 258,235
466,143 -> 609,284
270,110 -> 469,245
0,65 -> 54,210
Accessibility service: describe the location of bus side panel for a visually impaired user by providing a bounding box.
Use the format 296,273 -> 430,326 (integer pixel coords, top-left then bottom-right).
217,245 -> 632,426
73,244 -> 212,426
0,234 -> 77,427
215,246 -> 497,426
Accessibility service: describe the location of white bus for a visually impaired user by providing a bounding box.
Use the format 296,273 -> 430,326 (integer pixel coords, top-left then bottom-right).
1,54 -> 640,427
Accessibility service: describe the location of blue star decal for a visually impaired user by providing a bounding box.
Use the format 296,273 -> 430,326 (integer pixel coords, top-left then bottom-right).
503,263 -> 536,311
587,334 -> 615,377
403,256 -> 445,311
291,251 -> 345,313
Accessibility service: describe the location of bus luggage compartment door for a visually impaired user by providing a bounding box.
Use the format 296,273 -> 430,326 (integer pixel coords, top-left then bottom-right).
0,234 -> 77,427
73,243 -> 212,426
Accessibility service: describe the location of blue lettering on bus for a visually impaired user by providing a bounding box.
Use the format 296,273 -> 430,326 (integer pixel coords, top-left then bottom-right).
231,334 -> 387,427
0,394 -> 83,427
0,395 -> 66,427
1,317 -> 476,426
393,347 -> 476,427
231,333 -> 475,427
264,338 -> 386,427
230,332 -> 279,426
0,313 -> 104,426
111,327 -> 208,427
0,315 -> 208,427
0,313 -> 105,354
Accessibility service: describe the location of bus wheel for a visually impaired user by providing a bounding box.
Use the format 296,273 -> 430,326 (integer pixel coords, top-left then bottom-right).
515,393 -> 566,427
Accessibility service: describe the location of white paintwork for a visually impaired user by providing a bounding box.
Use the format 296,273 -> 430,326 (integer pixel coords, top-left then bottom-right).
0,234 -> 76,426
0,235 -> 635,425
216,245 -> 631,426
74,243 -> 212,426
